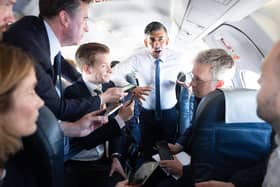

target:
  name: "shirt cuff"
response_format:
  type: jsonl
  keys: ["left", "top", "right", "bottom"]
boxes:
{"left": 0, "top": 169, "right": 6, "bottom": 180}
{"left": 114, "top": 114, "right": 125, "bottom": 129}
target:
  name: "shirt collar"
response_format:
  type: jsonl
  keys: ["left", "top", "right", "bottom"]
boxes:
{"left": 43, "top": 20, "right": 61, "bottom": 65}
{"left": 82, "top": 75, "right": 102, "bottom": 96}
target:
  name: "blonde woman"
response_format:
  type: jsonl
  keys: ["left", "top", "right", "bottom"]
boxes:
{"left": 0, "top": 43, "right": 111, "bottom": 186}
{"left": 0, "top": 44, "right": 44, "bottom": 185}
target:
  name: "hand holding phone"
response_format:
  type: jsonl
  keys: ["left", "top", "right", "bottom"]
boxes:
{"left": 155, "top": 141, "right": 174, "bottom": 160}
{"left": 118, "top": 99, "right": 135, "bottom": 122}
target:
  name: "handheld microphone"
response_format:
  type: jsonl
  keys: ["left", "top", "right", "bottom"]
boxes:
{"left": 125, "top": 73, "right": 138, "bottom": 86}
{"left": 177, "top": 72, "right": 186, "bottom": 82}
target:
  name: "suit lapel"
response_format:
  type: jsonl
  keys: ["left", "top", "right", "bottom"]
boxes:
{"left": 77, "top": 79, "right": 92, "bottom": 97}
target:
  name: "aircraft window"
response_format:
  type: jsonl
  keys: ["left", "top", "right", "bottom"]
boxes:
{"left": 223, "top": 79, "right": 234, "bottom": 89}
{"left": 240, "top": 70, "right": 260, "bottom": 89}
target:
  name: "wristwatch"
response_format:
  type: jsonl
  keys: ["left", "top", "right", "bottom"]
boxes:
{"left": 111, "top": 153, "right": 121, "bottom": 159}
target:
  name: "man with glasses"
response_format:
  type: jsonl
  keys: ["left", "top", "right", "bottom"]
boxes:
{"left": 194, "top": 42, "right": 280, "bottom": 187}
{"left": 169, "top": 48, "right": 235, "bottom": 153}
{"left": 156, "top": 48, "right": 235, "bottom": 187}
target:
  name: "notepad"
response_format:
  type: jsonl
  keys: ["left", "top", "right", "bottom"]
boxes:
{"left": 152, "top": 151, "right": 191, "bottom": 180}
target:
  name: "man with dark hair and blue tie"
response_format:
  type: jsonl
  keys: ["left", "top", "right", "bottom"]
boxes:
{"left": 112, "top": 21, "right": 186, "bottom": 160}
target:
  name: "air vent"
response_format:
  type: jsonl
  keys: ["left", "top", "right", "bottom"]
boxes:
{"left": 93, "top": 0, "right": 107, "bottom": 2}
{"left": 213, "top": 0, "right": 234, "bottom": 6}
{"left": 102, "top": 0, "right": 131, "bottom": 1}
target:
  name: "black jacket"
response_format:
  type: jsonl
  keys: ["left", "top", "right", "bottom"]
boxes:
{"left": 63, "top": 79, "right": 122, "bottom": 156}
{"left": 3, "top": 16, "right": 101, "bottom": 121}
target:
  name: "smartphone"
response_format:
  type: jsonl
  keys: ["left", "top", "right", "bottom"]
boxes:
{"left": 155, "top": 141, "right": 174, "bottom": 160}
{"left": 122, "top": 84, "right": 136, "bottom": 92}
{"left": 104, "top": 103, "right": 123, "bottom": 117}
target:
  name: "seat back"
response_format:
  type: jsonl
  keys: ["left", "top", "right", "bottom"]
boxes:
{"left": 177, "top": 87, "right": 195, "bottom": 136}
{"left": 190, "top": 89, "right": 272, "bottom": 182}
{"left": 23, "top": 106, "right": 64, "bottom": 187}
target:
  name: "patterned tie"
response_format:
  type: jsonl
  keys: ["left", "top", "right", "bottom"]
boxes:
{"left": 93, "top": 86, "right": 106, "bottom": 110}
{"left": 93, "top": 88, "right": 102, "bottom": 96}
{"left": 155, "top": 59, "right": 161, "bottom": 120}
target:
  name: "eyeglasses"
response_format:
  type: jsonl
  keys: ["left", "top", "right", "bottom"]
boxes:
{"left": 186, "top": 72, "right": 216, "bottom": 85}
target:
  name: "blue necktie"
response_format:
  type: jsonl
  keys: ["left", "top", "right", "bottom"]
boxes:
{"left": 54, "top": 52, "right": 62, "bottom": 95}
{"left": 155, "top": 59, "right": 161, "bottom": 120}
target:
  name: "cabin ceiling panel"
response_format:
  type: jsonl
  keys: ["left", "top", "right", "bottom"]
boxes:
{"left": 176, "top": 0, "right": 268, "bottom": 46}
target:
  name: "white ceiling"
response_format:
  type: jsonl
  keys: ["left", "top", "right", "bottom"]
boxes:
{"left": 13, "top": 0, "right": 268, "bottom": 61}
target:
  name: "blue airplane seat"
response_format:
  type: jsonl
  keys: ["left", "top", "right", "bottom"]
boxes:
{"left": 190, "top": 89, "right": 272, "bottom": 182}
{"left": 25, "top": 106, "right": 64, "bottom": 187}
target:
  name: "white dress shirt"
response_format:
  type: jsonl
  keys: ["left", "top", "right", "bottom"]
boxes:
{"left": 43, "top": 20, "right": 61, "bottom": 65}
{"left": 112, "top": 48, "right": 186, "bottom": 110}
{"left": 44, "top": 20, "right": 62, "bottom": 97}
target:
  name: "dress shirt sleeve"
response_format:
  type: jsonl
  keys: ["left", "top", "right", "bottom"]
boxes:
{"left": 0, "top": 169, "right": 6, "bottom": 180}
{"left": 114, "top": 114, "right": 126, "bottom": 129}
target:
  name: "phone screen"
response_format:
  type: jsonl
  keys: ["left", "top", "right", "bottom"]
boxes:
{"left": 104, "top": 103, "right": 123, "bottom": 117}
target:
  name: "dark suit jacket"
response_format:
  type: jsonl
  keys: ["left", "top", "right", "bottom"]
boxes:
{"left": 63, "top": 78, "right": 115, "bottom": 119}
{"left": 3, "top": 152, "right": 39, "bottom": 187}
{"left": 63, "top": 79, "right": 121, "bottom": 156}
{"left": 3, "top": 16, "right": 100, "bottom": 121}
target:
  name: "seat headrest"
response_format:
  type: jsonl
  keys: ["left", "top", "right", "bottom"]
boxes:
{"left": 222, "top": 88, "right": 264, "bottom": 123}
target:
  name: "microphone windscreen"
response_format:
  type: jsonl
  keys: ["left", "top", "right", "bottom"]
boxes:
{"left": 125, "top": 73, "right": 138, "bottom": 86}
{"left": 177, "top": 72, "right": 186, "bottom": 82}
{"left": 111, "top": 60, "right": 120, "bottom": 68}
